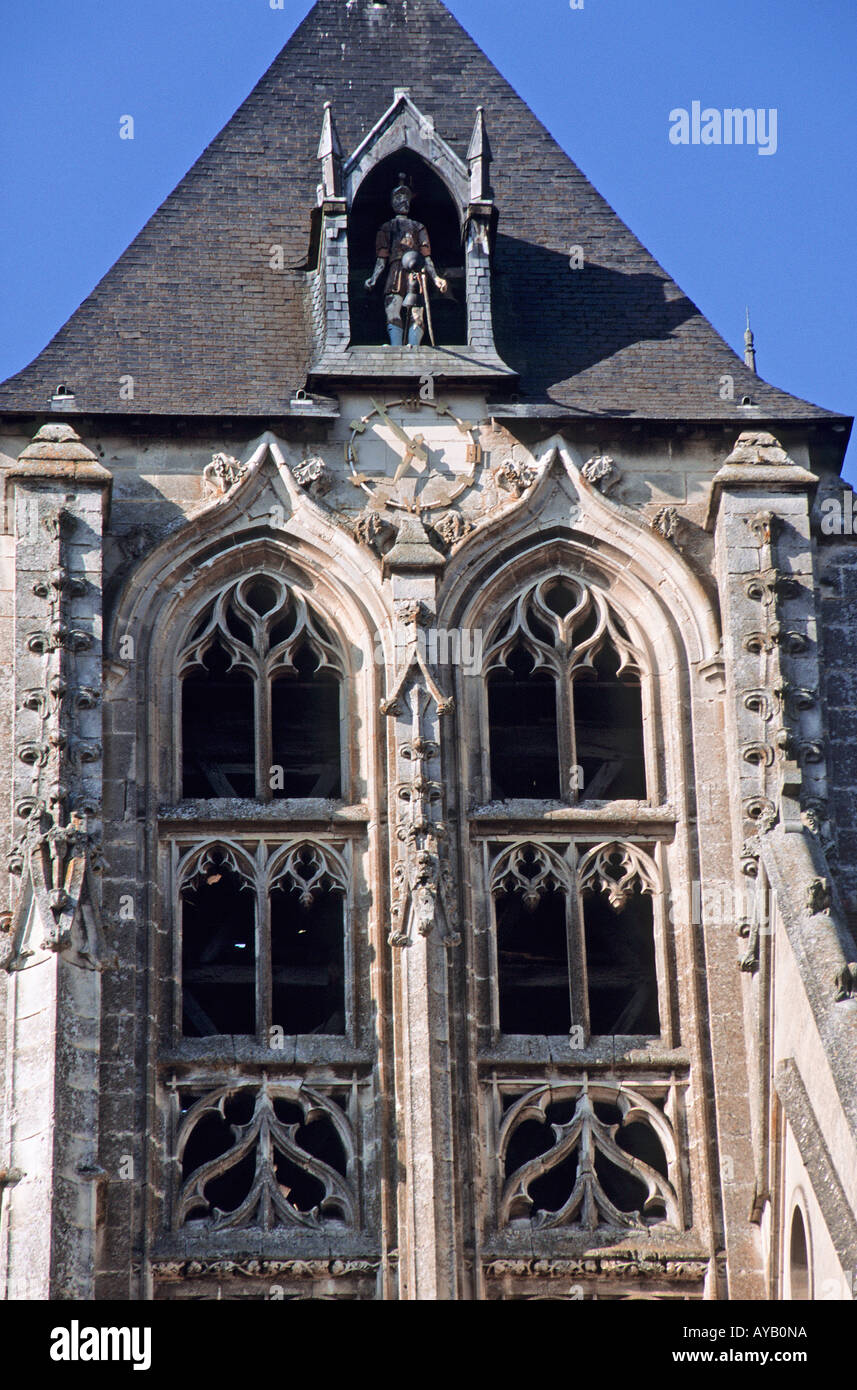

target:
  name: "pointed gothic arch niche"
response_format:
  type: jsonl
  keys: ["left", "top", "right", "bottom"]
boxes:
{"left": 348, "top": 150, "right": 466, "bottom": 346}
{"left": 788, "top": 1201, "right": 812, "bottom": 1300}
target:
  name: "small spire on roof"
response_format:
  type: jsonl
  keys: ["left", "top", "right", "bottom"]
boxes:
{"left": 744, "top": 306, "right": 757, "bottom": 375}
{"left": 317, "top": 101, "right": 343, "bottom": 199}
{"left": 467, "top": 106, "right": 492, "bottom": 201}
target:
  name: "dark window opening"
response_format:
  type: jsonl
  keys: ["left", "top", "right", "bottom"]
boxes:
{"left": 599, "top": 1108, "right": 670, "bottom": 1182}
{"left": 348, "top": 150, "right": 466, "bottom": 347}
{"left": 583, "top": 891, "right": 659, "bottom": 1036}
{"left": 182, "top": 860, "right": 256, "bottom": 1036}
{"left": 182, "top": 641, "right": 255, "bottom": 798}
{"left": 543, "top": 578, "right": 579, "bottom": 620}
{"left": 270, "top": 877, "right": 345, "bottom": 1034}
{"left": 272, "top": 1097, "right": 349, "bottom": 1218}
{"left": 271, "top": 647, "right": 341, "bottom": 798}
{"left": 489, "top": 649, "right": 560, "bottom": 799}
{"left": 180, "top": 1093, "right": 257, "bottom": 1219}
{"left": 245, "top": 579, "right": 279, "bottom": 616}
{"left": 504, "top": 1100, "right": 577, "bottom": 1219}
{"left": 789, "top": 1206, "right": 811, "bottom": 1299}
{"left": 593, "top": 1143, "right": 659, "bottom": 1219}
{"left": 574, "top": 646, "right": 646, "bottom": 800}
{"left": 225, "top": 608, "right": 253, "bottom": 648}
{"left": 180, "top": 1092, "right": 254, "bottom": 1179}
{"left": 496, "top": 883, "right": 571, "bottom": 1034}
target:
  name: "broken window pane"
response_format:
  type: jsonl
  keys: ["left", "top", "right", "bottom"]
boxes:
{"left": 270, "top": 873, "right": 345, "bottom": 1035}
{"left": 583, "top": 890, "right": 659, "bottom": 1035}
{"left": 181, "top": 857, "right": 256, "bottom": 1036}
{"left": 573, "top": 645, "right": 646, "bottom": 800}
{"left": 271, "top": 646, "right": 342, "bottom": 798}
{"left": 182, "top": 640, "right": 255, "bottom": 798}
{"left": 496, "top": 880, "right": 571, "bottom": 1034}
{"left": 488, "top": 648, "right": 560, "bottom": 799}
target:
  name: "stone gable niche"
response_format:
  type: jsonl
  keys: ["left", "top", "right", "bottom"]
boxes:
{"left": 309, "top": 91, "right": 514, "bottom": 385}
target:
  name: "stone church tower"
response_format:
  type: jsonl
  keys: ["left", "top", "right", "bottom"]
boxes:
{"left": 0, "top": 0, "right": 854, "bottom": 1303}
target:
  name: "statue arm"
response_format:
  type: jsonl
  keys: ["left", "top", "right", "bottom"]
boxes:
{"left": 365, "top": 257, "right": 386, "bottom": 290}
{"left": 423, "top": 257, "right": 448, "bottom": 294}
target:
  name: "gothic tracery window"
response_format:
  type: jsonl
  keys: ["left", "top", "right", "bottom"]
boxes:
{"left": 180, "top": 575, "right": 344, "bottom": 800}
{"left": 158, "top": 565, "right": 371, "bottom": 1257}
{"left": 490, "top": 840, "right": 661, "bottom": 1041}
{"left": 474, "top": 563, "right": 684, "bottom": 1248}
{"left": 484, "top": 577, "right": 647, "bottom": 803}
{"left": 179, "top": 840, "right": 348, "bottom": 1040}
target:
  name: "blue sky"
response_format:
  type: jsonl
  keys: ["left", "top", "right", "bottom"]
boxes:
{"left": 1, "top": 0, "right": 854, "bottom": 477}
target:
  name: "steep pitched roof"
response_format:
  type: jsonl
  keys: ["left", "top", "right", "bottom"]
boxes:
{"left": 0, "top": 0, "right": 842, "bottom": 422}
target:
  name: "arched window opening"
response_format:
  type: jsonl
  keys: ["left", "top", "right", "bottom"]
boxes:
{"left": 179, "top": 576, "right": 344, "bottom": 802}
{"left": 582, "top": 893, "right": 659, "bottom": 1036}
{"left": 789, "top": 1205, "right": 811, "bottom": 1300}
{"left": 488, "top": 649, "right": 560, "bottom": 799}
{"left": 178, "top": 840, "right": 348, "bottom": 1042}
{"left": 573, "top": 645, "right": 646, "bottom": 801}
{"left": 492, "top": 846, "right": 572, "bottom": 1034}
{"left": 182, "top": 641, "right": 255, "bottom": 799}
{"left": 349, "top": 150, "right": 466, "bottom": 347}
{"left": 579, "top": 843, "right": 660, "bottom": 1037}
{"left": 181, "top": 852, "right": 256, "bottom": 1037}
{"left": 270, "top": 846, "right": 346, "bottom": 1035}
{"left": 271, "top": 646, "right": 341, "bottom": 799}
{"left": 484, "top": 577, "right": 647, "bottom": 805}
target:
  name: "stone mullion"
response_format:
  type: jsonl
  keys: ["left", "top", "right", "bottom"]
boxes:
{"left": 566, "top": 849, "right": 589, "bottom": 1041}
{"left": 258, "top": 864, "right": 271, "bottom": 1043}
{"left": 256, "top": 666, "right": 271, "bottom": 802}
{"left": 557, "top": 663, "right": 576, "bottom": 803}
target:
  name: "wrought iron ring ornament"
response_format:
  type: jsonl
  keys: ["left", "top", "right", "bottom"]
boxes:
{"left": 346, "top": 397, "right": 484, "bottom": 515}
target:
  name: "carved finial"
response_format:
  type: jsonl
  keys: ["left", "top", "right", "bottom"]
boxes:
{"left": 467, "top": 106, "right": 492, "bottom": 201}
{"left": 744, "top": 306, "right": 757, "bottom": 374}
{"left": 317, "top": 100, "right": 343, "bottom": 199}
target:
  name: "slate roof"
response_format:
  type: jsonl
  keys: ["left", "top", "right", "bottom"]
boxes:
{"left": 0, "top": 0, "right": 845, "bottom": 423}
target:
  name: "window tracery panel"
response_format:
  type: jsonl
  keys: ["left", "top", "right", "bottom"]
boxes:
{"left": 498, "top": 1080, "right": 682, "bottom": 1232}
{"left": 174, "top": 1080, "right": 358, "bottom": 1232}
{"left": 179, "top": 575, "right": 344, "bottom": 800}
{"left": 177, "top": 838, "right": 349, "bottom": 1040}
{"left": 487, "top": 840, "right": 662, "bottom": 1041}
{"left": 483, "top": 577, "right": 647, "bottom": 803}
